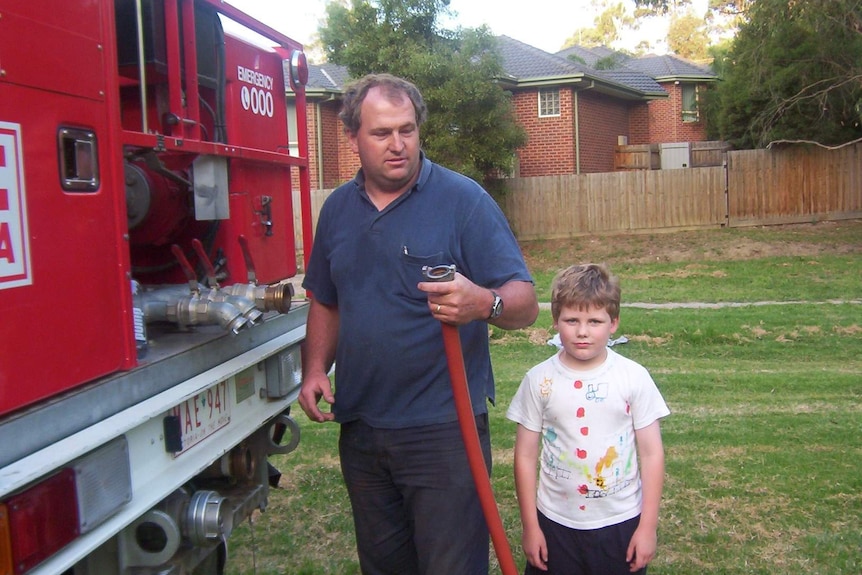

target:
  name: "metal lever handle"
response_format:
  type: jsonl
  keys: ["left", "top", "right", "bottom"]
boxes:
{"left": 192, "top": 239, "right": 219, "bottom": 289}
{"left": 171, "top": 244, "right": 200, "bottom": 293}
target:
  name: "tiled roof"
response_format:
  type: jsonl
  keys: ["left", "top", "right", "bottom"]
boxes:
{"left": 293, "top": 38, "right": 716, "bottom": 100}
{"left": 595, "top": 70, "right": 666, "bottom": 94}
{"left": 307, "top": 62, "right": 351, "bottom": 90}
{"left": 496, "top": 35, "right": 593, "bottom": 80}
{"left": 556, "top": 45, "right": 715, "bottom": 81}
{"left": 623, "top": 54, "right": 715, "bottom": 80}
{"left": 287, "top": 61, "right": 352, "bottom": 94}
{"left": 497, "top": 36, "right": 665, "bottom": 98}
{"left": 556, "top": 45, "right": 618, "bottom": 67}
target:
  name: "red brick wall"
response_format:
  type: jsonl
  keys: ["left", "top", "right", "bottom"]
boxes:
{"left": 303, "top": 100, "right": 360, "bottom": 190}
{"left": 511, "top": 89, "right": 576, "bottom": 176}
{"left": 303, "top": 101, "right": 320, "bottom": 189}
{"left": 303, "top": 82, "right": 712, "bottom": 183}
{"left": 648, "top": 82, "right": 708, "bottom": 143}
{"left": 576, "top": 91, "right": 630, "bottom": 173}
{"left": 335, "top": 117, "right": 361, "bottom": 186}
{"left": 628, "top": 102, "right": 651, "bottom": 145}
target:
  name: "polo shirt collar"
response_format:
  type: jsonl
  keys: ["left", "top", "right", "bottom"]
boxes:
{"left": 353, "top": 152, "right": 432, "bottom": 198}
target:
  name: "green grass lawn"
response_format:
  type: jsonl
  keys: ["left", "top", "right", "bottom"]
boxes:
{"left": 226, "top": 220, "right": 862, "bottom": 574}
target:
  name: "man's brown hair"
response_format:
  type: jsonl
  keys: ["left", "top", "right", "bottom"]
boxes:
{"left": 339, "top": 73, "right": 428, "bottom": 134}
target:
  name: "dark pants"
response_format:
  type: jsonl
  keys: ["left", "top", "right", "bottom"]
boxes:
{"left": 338, "top": 415, "right": 492, "bottom": 575}
{"left": 524, "top": 511, "right": 645, "bottom": 575}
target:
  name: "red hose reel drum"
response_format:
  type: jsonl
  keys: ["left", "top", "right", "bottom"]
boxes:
{"left": 125, "top": 160, "right": 192, "bottom": 247}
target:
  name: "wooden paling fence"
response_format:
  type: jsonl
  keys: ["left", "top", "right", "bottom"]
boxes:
{"left": 726, "top": 145, "right": 862, "bottom": 226}
{"left": 498, "top": 168, "right": 726, "bottom": 240}
{"left": 614, "top": 140, "right": 731, "bottom": 171}
{"left": 295, "top": 143, "right": 861, "bottom": 249}
{"left": 501, "top": 143, "right": 862, "bottom": 240}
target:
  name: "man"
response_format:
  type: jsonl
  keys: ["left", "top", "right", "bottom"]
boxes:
{"left": 299, "top": 73, "right": 538, "bottom": 575}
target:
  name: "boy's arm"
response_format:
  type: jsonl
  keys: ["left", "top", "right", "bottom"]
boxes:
{"left": 514, "top": 424, "right": 548, "bottom": 571}
{"left": 627, "top": 420, "right": 665, "bottom": 572}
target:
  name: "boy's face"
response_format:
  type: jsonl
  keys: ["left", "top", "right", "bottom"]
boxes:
{"left": 553, "top": 304, "right": 619, "bottom": 371}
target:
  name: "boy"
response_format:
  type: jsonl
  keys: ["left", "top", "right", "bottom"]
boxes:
{"left": 507, "top": 263, "right": 669, "bottom": 574}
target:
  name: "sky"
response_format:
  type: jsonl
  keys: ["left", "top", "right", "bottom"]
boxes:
{"left": 223, "top": 0, "right": 710, "bottom": 58}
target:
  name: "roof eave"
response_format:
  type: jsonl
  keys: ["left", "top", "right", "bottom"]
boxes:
{"left": 286, "top": 86, "right": 342, "bottom": 99}
{"left": 653, "top": 75, "right": 717, "bottom": 83}
{"left": 512, "top": 74, "right": 668, "bottom": 101}
{"left": 511, "top": 74, "right": 589, "bottom": 88}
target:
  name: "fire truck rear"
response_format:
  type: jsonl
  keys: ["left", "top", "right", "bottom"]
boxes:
{"left": 0, "top": 1, "right": 312, "bottom": 573}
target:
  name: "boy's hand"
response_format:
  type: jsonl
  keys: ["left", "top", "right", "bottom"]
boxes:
{"left": 626, "top": 526, "right": 657, "bottom": 571}
{"left": 522, "top": 525, "right": 549, "bottom": 571}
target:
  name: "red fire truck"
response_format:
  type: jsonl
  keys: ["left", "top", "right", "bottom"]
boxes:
{"left": 0, "top": 1, "right": 312, "bottom": 573}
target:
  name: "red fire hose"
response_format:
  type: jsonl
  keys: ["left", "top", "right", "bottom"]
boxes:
{"left": 424, "top": 265, "right": 519, "bottom": 575}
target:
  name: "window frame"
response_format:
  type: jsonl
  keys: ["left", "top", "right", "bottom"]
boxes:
{"left": 538, "top": 88, "right": 561, "bottom": 118}
{"left": 681, "top": 83, "right": 700, "bottom": 123}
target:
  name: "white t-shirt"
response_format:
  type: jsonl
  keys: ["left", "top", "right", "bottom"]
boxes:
{"left": 507, "top": 348, "right": 670, "bottom": 530}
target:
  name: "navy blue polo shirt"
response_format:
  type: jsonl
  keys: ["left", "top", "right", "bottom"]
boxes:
{"left": 303, "top": 155, "right": 532, "bottom": 428}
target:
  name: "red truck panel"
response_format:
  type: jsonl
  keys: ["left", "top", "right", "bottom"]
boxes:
{"left": 216, "top": 34, "right": 296, "bottom": 284}
{"left": 0, "top": 74, "right": 129, "bottom": 415}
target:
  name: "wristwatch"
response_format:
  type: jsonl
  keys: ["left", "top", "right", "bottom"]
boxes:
{"left": 488, "top": 290, "right": 504, "bottom": 320}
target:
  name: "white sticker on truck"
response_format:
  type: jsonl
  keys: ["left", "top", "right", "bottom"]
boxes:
{"left": 0, "top": 122, "right": 32, "bottom": 290}
{"left": 237, "top": 65, "right": 275, "bottom": 118}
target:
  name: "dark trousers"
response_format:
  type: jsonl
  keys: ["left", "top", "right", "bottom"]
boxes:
{"left": 338, "top": 415, "right": 492, "bottom": 575}
{"left": 524, "top": 511, "right": 645, "bottom": 575}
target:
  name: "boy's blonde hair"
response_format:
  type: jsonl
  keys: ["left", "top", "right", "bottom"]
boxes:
{"left": 551, "top": 263, "right": 621, "bottom": 321}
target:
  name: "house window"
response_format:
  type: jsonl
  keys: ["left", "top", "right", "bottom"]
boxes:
{"left": 287, "top": 101, "right": 299, "bottom": 156}
{"left": 538, "top": 89, "right": 560, "bottom": 117}
{"left": 681, "top": 84, "right": 699, "bottom": 123}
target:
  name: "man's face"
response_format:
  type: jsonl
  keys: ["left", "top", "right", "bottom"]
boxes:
{"left": 347, "top": 86, "right": 421, "bottom": 197}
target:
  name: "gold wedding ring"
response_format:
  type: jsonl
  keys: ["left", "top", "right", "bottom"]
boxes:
{"left": 436, "top": 304, "right": 441, "bottom": 313}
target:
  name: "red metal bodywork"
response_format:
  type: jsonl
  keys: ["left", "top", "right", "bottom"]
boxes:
{"left": 0, "top": 0, "right": 311, "bottom": 415}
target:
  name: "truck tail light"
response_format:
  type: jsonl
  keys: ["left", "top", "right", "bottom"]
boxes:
{"left": 289, "top": 50, "right": 308, "bottom": 88}
{"left": 1, "top": 504, "right": 14, "bottom": 575}
{"left": 5, "top": 469, "right": 79, "bottom": 574}
{"left": 0, "top": 437, "right": 132, "bottom": 574}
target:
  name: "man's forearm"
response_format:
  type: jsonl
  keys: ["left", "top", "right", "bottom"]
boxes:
{"left": 302, "top": 298, "right": 339, "bottom": 377}
{"left": 489, "top": 280, "right": 539, "bottom": 330}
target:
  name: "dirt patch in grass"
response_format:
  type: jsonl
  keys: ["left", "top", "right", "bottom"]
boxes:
{"left": 834, "top": 324, "right": 862, "bottom": 335}
{"left": 521, "top": 219, "right": 862, "bottom": 273}
{"left": 627, "top": 333, "right": 673, "bottom": 346}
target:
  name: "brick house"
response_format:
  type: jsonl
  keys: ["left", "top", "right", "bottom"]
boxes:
{"left": 288, "top": 37, "right": 717, "bottom": 185}
{"left": 557, "top": 44, "right": 716, "bottom": 145}
{"left": 287, "top": 63, "right": 359, "bottom": 190}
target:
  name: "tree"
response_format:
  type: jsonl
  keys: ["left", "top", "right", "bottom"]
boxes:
{"left": 563, "top": 2, "right": 635, "bottom": 48}
{"left": 667, "top": 12, "right": 710, "bottom": 59}
{"left": 711, "top": 0, "right": 862, "bottom": 148}
{"left": 631, "top": 0, "right": 694, "bottom": 16}
{"left": 319, "top": 0, "right": 526, "bottom": 182}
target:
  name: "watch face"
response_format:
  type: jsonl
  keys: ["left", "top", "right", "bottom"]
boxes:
{"left": 491, "top": 293, "right": 503, "bottom": 318}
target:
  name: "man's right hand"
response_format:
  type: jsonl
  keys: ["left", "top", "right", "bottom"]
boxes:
{"left": 298, "top": 371, "right": 336, "bottom": 422}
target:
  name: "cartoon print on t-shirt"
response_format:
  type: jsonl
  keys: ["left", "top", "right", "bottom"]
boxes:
{"left": 541, "top": 427, "right": 572, "bottom": 480}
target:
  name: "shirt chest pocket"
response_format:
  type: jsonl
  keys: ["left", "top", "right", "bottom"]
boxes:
{"left": 396, "top": 250, "right": 445, "bottom": 300}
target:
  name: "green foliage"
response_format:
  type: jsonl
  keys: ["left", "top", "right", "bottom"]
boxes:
{"left": 711, "top": 0, "right": 862, "bottom": 148}
{"left": 563, "top": 1, "right": 634, "bottom": 49}
{"left": 632, "top": 0, "right": 695, "bottom": 16}
{"left": 319, "top": 0, "right": 526, "bottom": 182}
{"left": 667, "top": 12, "right": 710, "bottom": 60}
